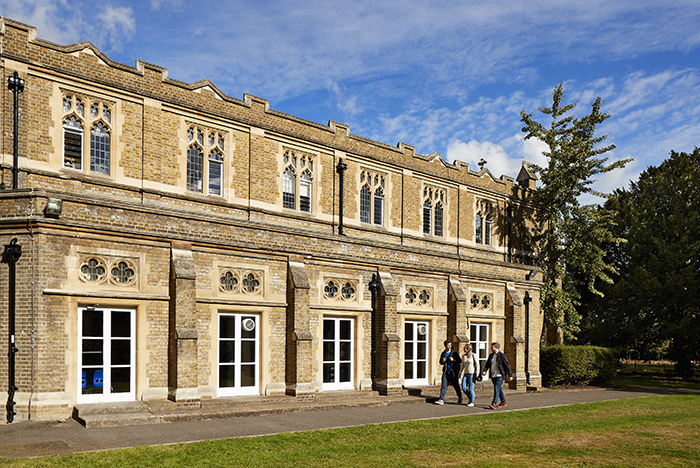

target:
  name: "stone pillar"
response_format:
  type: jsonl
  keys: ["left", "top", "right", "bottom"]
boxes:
{"left": 285, "top": 260, "right": 318, "bottom": 398}
{"left": 168, "top": 243, "right": 200, "bottom": 403}
{"left": 505, "top": 283, "right": 527, "bottom": 391}
{"left": 375, "top": 271, "right": 402, "bottom": 396}
{"left": 448, "top": 277, "right": 470, "bottom": 352}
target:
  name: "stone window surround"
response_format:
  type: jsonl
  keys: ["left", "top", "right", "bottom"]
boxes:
{"left": 185, "top": 122, "right": 228, "bottom": 196}
{"left": 61, "top": 90, "right": 115, "bottom": 175}
{"left": 469, "top": 292, "right": 494, "bottom": 311}
{"left": 78, "top": 254, "right": 138, "bottom": 287}
{"left": 322, "top": 277, "right": 360, "bottom": 303}
{"left": 421, "top": 184, "right": 447, "bottom": 237}
{"left": 403, "top": 284, "right": 434, "bottom": 309}
{"left": 218, "top": 268, "right": 264, "bottom": 296}
{"left": 359, "top": 169, "right": 386, "bottom": 226}
{"left": 281, "top": 147, "right": 316, "bottom": 213}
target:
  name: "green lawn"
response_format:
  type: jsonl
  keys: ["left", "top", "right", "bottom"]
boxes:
{"left": 2, "top": 395, "right": 699, "bottom": 467}
{"left": 612, "top": 363, "right": 700, "bottom": 390}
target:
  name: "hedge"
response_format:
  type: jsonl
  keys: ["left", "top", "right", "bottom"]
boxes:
{"left": 540, "top": 345, "right": 619, "bottom": 388}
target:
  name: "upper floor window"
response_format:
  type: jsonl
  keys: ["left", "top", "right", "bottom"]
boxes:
{"left": 186, "top": 126, "right": 225, "bottom": 195}
{"left": 476, "top": 200, "right": 493, "bottom": 245}
{"left": 360, "top": 170, "right": 385, "bottom": 226}
{"left": 422, "top": 186, "right": 445, "bottom": 236}
{"left": 282, "top": 150, "right": 314, "bottom": 212}
{"left": 62, "top": 95, "right": 112, "bottom": 175}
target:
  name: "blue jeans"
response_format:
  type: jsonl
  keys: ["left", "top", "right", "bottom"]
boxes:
{"left": 491, "top": 376, "right": 505, "bottom": 405}
{"left": 461, "top": 374, "right": 475, "bottom": 403}
{"left": 439, "top": 373, "right": 462, "bottom": 402}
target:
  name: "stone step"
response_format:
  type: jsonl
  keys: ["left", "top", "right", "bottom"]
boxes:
{"left": 71, "top": 388, "right": 434, "bottom": 427}
{"left": 76, "top": 411, "right": 161, "bottom": 428}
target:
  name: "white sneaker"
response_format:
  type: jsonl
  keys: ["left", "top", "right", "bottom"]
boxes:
{"left": 467, "top": 403, "right": 474, "bottom": 407}
{"left": 434, "top": 399, "right": 444, "bottom": 405}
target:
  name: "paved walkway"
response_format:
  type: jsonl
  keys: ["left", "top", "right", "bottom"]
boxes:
{"left": 0, "top": 386, "right": 695, "bottom": 458}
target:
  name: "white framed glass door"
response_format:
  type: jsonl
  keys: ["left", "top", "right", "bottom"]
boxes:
{"left": 218, "top": 313, "right": 259, "bottom": 396}
{"left": 470, "top": 323, "right": 490, "bottom": 372}
{"left": 322, "top": 317, "right": 354, "bottom": 390}
{"left": 78, "top": 307, "right": 135, "bottom": 403}
{"left": 404, "top": 320, "right": 429, "bottom": 386}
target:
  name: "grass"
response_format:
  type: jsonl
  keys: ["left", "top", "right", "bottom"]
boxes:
{"left": 611, "top": 363, "right": 700, "bottom": 390}
{"left": 2, "top": 394, "right": 699, "bottom": 467}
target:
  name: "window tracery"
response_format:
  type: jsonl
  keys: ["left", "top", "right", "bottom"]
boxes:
{"left": 186, "top": 125, "right": 225, "bottom": 195}
{"left": 476, "top": 200, "right": 494, "bottom": 245}
{"left": 323, "top": 279, "right": 358, "bottom": 302}
{"left": 359, "top": 170, "right": 385, "bottom": 226}
{"left": 422, "top": 186, "right": 445, "bottom": 236}
{"left": 405, "top": 286, "right": 433, "bottom": 307}
{"left": 282, "top": 150, "right": 314, "bottom": 212}
{"left": 219, "top": 269, "right": 263, "bottom": 295}
{"left": 470, "top": 293, "right": 493, "bottom": 310}
{"left": 62, "top": 93, "right": 112, "bottom": 174}
{"left": 79, "top": 256, "right": 137, "bottom": 287}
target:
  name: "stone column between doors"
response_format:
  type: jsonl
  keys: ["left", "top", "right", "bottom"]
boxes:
{"left": 168, "top": 243, "right": 201, "bottom": 403}
{"left": 506, "top": 282, "right": 527, "bottom": 391}
{"left": 375, "top": 270, "right": 402, "bottom": 396}
{"left": 286, "top": 260, "right": 318, "bottom": 399}
{"left": 448, "top": 277, "right": 470, "bottom": 354}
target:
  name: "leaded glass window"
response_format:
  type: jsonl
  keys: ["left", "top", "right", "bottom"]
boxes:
{"left": 300, "top": 171, "right": 312, "bottom": 212}
{"left": 434, "top": 203, "right": 443, "bottom": 237}
{"left": 208, "top": 150, "right": 223, "bottom": 196}
{"left": 187, "top": 145, "right": 203, "bottom": 192}
{"left": 423, "top": 200, "right": 432, "bottom": 234}
{"left": 360, "top": 185, "right": 371, "bottom": 223}
{"left": 373, "top": 188, "right": 384, "bottom": 226}
{"left": 283, "top": 167, "right": 296, "bottom": 209}
{"left": 90, "top": 123, "right": 110, "bottom": 175}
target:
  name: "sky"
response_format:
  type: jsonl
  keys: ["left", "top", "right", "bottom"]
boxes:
{"left": 3, "top": 0, "right": 700, "bottom": 201}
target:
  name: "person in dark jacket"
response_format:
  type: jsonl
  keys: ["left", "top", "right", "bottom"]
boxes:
{"left": 481, "top": 342, "right": 512, "bottom": 409}
{"left": 434, "top": 340, "right": 462, "bottom": 405}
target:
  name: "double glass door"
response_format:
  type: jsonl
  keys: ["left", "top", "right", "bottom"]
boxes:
{"left": 78, "top": 307, "right": 135, "bottom": 403}
{"left": 322, "top": 318, "right": 354, "bottom": 390}
{"left": 218, "top": 313, "right": 259, "bottom": 396}
{"left": 404, "top": 321, "right": 429, "bottom": 386}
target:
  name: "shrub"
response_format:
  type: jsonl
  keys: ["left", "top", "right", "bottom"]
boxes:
{"left": 541, "top": 345, "right": 619, "bottom": 388}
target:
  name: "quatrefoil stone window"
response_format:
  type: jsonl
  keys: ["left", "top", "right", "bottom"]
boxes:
{"left": 324, "top": 279, "right": 358, "bottom": 302}
{"left": 79, "top": 256, "right": 137, "bottom": 286}
{"left": 470, "top": 293, "right": 492, "bottom": 310}
{"left": 219, "top": 269, "right": 263, "bottom": 295}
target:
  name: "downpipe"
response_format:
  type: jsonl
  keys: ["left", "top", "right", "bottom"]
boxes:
{"left": 4, "top": 238, "right": 22, "bottom": 423}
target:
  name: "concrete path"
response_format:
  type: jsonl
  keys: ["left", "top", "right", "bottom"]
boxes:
{"left": 0, "top": 386, "right": 695, "bottom": 458}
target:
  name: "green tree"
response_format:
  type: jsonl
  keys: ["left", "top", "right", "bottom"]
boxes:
{"left": 520, "top": 83, "right": 631, "bottom": 345}
{"left": 580, "top": 149, "right": 700, "bottom": 377}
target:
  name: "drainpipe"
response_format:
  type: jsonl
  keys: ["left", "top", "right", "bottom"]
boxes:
{"left": 4, "top": 238, "right": 22, "bottom": 423}
{"left": 507, "top": 205, "right": 513, "bottom": 263}
{"left": 336, "top": 158, "right": 347, "bottom": 235}
{"left": 524, "top": 291, "right": 531, "bottom": 386}
{"left": 8, "top": 71, "right": 25, "bottom": 190}
{"left": 368, "top": 273, "right": 380, "bottom": 390}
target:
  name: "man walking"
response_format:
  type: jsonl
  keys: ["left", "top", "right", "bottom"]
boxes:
{"left": 481, "top": 342, "right": 512, "bottom": 409}
{"left": 435, "top": 340, "right": 462, "bottom": 405}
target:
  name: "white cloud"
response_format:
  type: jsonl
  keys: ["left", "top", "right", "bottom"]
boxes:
{"left": 93, "top": 5, "right": 136, "bottom": 51}
{"left": 447, "top": 139, "right": 521, "bottom": 179}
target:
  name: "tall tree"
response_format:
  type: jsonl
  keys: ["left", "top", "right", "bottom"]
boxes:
{"left": 520, "top": 83, "right": 631, "bottom": 345}
{"left": 580, "top": 149, "right": 700, "bottom": 377}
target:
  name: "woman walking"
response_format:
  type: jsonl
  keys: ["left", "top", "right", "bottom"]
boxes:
{"left": 460, "top": 343, "right": 479, "bottom": 406}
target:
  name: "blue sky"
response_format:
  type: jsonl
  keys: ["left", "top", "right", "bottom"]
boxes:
{"left": 4, "top": 0, "right": 700, "bottom": 199}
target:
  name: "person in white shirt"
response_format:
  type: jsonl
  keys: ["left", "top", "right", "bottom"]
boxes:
{"left": 460, "top": 343, "right": 479, "bottom": 406}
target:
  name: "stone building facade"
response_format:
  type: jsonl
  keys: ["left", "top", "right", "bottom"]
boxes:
{"left": 0, "top": 18, "right": 543, "bottom": 421}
